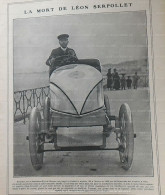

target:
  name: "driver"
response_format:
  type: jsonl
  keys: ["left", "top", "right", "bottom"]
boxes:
{"left": 46, "top": 34, "right": 77, "bottom": 69}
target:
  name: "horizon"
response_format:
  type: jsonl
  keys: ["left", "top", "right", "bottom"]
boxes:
{"left": 14, "top": 58, "right": 147, "bottom": 74}
{"left": 14, "top": 11, "right": 148, "bottom": 74}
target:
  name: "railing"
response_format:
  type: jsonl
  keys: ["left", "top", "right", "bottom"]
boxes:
{"left": 14, "top": 86, "right": 49, "bottom": 124}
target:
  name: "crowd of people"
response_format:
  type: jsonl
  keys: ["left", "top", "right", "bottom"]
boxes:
{"left": 106, "top": 68, "right": 140, "bottom": 90}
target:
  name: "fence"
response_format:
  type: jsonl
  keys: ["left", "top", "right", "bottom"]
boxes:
{"left": 14, "top": 86, "right": 49, "bottom": 124}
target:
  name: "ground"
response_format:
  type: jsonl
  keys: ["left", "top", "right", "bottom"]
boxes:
{"left": 13, "top": 88, "right": 153, "bottom": 176}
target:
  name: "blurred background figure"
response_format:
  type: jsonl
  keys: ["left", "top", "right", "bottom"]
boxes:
{"left": 113, "top": 69, "right": 120, "bottom": 90}
{"left": 106, "top": 68, "right": 113, "bottom": 90}
{"left": 126, "top": 76, "right": 132, "bottom": 89}
{"left": 133, "top": 72, "right": 140, "bottom": 89}
{"left": 120, "top": 74, "right": 126, "bottom": 90}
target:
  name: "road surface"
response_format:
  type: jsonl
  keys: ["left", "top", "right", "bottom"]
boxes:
{"left": 14, "top": 88, "right": 153, "bottom": 176}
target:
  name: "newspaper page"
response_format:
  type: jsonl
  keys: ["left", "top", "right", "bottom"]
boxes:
{"left": 0, "top": 0, "right": 165, "bottom": 194}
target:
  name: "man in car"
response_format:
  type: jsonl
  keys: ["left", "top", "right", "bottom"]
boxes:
{"left": 46, "top": 34, "right": 78, "bottom": 75}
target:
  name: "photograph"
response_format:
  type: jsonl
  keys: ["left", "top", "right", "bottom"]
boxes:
{"left": 13, "top": 11, "right": 153, "bottom": 177}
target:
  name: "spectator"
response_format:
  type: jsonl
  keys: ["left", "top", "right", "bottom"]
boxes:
{"left": 106, "top": 68, "right": 113, "bottom": 90}
{"left": 120, "top": 74, "right": 126, "bottom": 90}
{"left": 113, "top": 69, "right": 120, "bottom": 90}
{"left": 126, "top": 76, "right": 132, "bottom": 89}
{"left": 133, "top": 72, "right": 140, "bottom": 89}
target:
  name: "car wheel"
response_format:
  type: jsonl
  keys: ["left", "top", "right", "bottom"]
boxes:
{"left": 29, "top": 107, "right": 44, "bottom": 170}
{"left": 118, "top": 103, "right": 134, "bottom": 170}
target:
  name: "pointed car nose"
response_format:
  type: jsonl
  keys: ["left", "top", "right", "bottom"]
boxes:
{"left": 50, "top": 64, "right": 104, "bottom": 115}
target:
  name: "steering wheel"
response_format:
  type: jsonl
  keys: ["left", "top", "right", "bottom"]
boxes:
{"left": 49, "top": 55, "right": 78, "bottom": 76}
{"left": 52, "top": 55, "right": 78, "bottom": 65}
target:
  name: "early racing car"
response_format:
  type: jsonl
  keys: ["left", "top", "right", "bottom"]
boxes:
{"left": 27, "top": 56, "right": 135, "bottom": 171}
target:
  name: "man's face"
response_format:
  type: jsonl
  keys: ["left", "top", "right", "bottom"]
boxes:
{"left": 59, "top": 38, "right": 69, "bottom": 48}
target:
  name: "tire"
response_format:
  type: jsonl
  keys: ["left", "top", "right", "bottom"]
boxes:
{"left": 103, "top": 95, "right": 111, "bottom": 137}
{"left": 118, "top": 103, "right": 134, "bottom": 170}
{"left": 43, "top": 97, "right": 50, "bottom": 131}
{"left": 29, "top": 107, "right": 44, "bottom": 170}
{"left": 104, "top": 94, "right": 110, "bottom": 117}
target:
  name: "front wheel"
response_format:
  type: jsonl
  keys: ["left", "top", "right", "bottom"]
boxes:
{"left": 104, "top": 94, "right": 110, "bottom": 118}
{"left": 118, "top": 103, "right": 134, "bottom": 170}
{"left": 29, "top": 107, "right": 44, "bottom": 170}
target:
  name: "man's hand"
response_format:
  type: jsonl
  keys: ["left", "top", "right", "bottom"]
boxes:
{"left": 50, "top": 57, "right": 56, "bottom": 64}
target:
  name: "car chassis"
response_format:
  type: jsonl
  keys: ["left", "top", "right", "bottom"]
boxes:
{"left": 27, "top": 58, "right": 136, "bottom": 171}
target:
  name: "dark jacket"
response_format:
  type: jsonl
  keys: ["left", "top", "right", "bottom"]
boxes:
{"left": 46, "top": 47, "right": 77, "bottom": 66}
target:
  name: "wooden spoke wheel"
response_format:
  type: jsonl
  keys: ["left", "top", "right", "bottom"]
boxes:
{"left": 104, "top": 94, "right": 111, "bottom": 118}
{"left": 43, "top": 97, "right": 50, "bottom": 131}
{"left": 103, "top": 94, "right": 111, "bottom": 137}
{"left": 29, "top": 107, "right": 44, "bottom": 170}
{"left": 118, "top": 103, "right": 134, "bottom": 170}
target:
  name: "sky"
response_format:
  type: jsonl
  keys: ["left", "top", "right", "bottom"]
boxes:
{"left": 14, "top": 11, "right": 147, "bottom": 73}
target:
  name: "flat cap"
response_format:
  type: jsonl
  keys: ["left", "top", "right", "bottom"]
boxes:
{"left": 57, "top": 34, "right": 69, "bottom": 40}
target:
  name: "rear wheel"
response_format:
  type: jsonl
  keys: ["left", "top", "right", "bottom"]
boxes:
{"left": 29, "top": 107, "right": 44, "bottom": 170}
{"left": 118, "top": 103, "right": 134, "bottom": 170}
{"left": 43, "top": 97, "right": 50, "bottom": 131}
{"left": 103, "top": 95, "right": 111, "bottom": 137}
